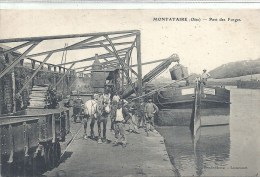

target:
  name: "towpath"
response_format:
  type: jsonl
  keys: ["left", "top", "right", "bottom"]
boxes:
{"left": 44, "top": 119, "right": 174, "bottom": 177}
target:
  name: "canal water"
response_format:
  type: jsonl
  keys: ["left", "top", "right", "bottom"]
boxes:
{"left": 156, "top": 87, "right": 260, "bottom": 176}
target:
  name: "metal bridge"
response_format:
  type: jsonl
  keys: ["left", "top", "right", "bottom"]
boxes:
{"left": 0, "top": 30, "right": 180, "bottom": 177}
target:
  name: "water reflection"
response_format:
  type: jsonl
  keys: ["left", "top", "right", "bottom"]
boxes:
{"left": 158, "top": 88, "right": 260, "bottom": 176}
{"left": 193, "top": 125, "right": 230, "bottom": 176}
{"left": 200, "top": 107, "right": 230, "bottom": 126}
{"left": 157, "top": 108, "right": 231, "bottom": 176}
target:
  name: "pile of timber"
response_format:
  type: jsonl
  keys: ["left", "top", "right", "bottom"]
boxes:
{"left": 28, "top": 85, "right": 50, "bottom": 109}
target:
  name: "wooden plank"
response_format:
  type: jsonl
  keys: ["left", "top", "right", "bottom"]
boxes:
{"left": 0, "top": 30, "right": 138, "bottom": 43}
{"left": 29, "top": 96, "right": 47, "bottom": 100}
{"left": 26, "top": 36, "right": 101, "bottom": 58}
{"left": 27, "top": 106, "right": 46, "bottom": 109}
{"left": 74, "top": 42, "right": 133, "bottom": 50}
{"left": 29, "top": 99, "right": 47, "bottom": 103}
{"left": 30, "top": 92, "right": 48, "bottom": 96}
{"left": 29, "top": 102, "right": 47, "bottom": 107}
{"left": 58, "top": 47, "right": 129, "bottom": 66}
{"left": 31, "top": 88, "right": 49, "bottom": 91}
{"left": 74, "top": 55, "right": 125, "bottom": 71}
{"left": 33, "top": 86, "right": 48, "bottom": 88}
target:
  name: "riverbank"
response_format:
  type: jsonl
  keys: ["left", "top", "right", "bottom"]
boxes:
{"left": 44, "top": 118, "right": 175, "bottom": 177}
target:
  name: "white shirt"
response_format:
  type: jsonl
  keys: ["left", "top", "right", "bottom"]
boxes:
{"left": 122, "top": 99, "right": 128, "bottom": 105}
{"left": 112, "top": 95, "right": 120, "bottom": 102}
{"left": 115, "top": 108, "right": 124, "bottom": 122}
{"left": 102, "top": 93, "right": 111, "bottom": 103}
{"left": 201, "top": 72, "right": 210, "bottom": 79}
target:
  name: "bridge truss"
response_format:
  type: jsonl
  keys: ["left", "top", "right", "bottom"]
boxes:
{"left": 0, "top": 30, "right": 142, "bottom": 96}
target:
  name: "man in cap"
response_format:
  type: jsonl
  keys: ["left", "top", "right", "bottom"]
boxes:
{"left": 93, "top": 92, "right": 99, "bottom": 101}
{"left": 131, "top": 98, "right": 145, "bottom": 129}
{"left": 110, "top": 91, "right": 120, "bottom": 131}
{"left": 97, "top": 100, "right": 111, "bottom": 144}
{"left": 72, "top": 95, "right": 84, "bottom": 123}
{"left": 200, "top": 69, "right": 211, "bottom": 98}
{"left": 113, "top": 99, "right": 131, "bottom": 147}
{"left": 201, "top": 69, "right": 210, "bottom": 85}
{"left": 144, "top": 98, "right": 159, "bottom": 136}
{"left": 102, "top": 89, "right": 111, "bottom": 104}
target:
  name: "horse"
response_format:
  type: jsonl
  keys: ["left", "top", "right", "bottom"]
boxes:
{"left": 83, "top": 99, "right": 99, "bottom": 139}
{"left": 83, "top": 98, "right": 111, "bottom": 140}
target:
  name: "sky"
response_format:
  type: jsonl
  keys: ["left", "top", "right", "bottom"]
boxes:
{"left": 0, "top": 9, "right": 259, "bottom": 78}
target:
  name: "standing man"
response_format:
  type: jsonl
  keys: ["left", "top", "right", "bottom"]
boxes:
{"left": 113, "top": 100, "right": 131, "bottom": 147}
{"left": 93, "top": 92, "right": 99, "bottom": 101}
{"left": 102, "top": 89, "right": 111, "bottom": 104}
{"left": 110, "top": 91, "right": 120, "bottom": 131}
{"left": 137, "top": 99, "right": 145, "bottom": 128}
{"left": 131, "top": 99, "right": 145, "bottom": 129}
{"left": 201, "top": 69, "right": 210, "bottom": 85}
{"left": 73, "top": 95, "right": 84, "bottom": 123}
{"left": 97, "top": 100, "right": 111, "bottom": 144}
{"left": 144, "top": 98, "right": 159, "bottom": 136}
{"left": 112, "top": 91, "right": 120, "bottom": 103}
{"left": 200, "top": 69, "right": 211, "bottom": 98}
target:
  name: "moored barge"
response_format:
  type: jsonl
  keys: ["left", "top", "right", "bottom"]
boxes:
{"left": 152, "top": 85, "right": 230, "bottom": 109}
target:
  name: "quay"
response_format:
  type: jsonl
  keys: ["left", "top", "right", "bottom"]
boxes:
{"left": 0, "top": 30, "right": 180, "bottom": 177}
{"left": 45, "top": 119, "right": 175, "bottom": 177}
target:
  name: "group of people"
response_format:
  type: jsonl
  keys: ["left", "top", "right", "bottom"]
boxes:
{"left": 69, "top": 69, "right": 210, "bottom": 148}
{"left": 76, "top": 90, "right": 159, "bottom": 147}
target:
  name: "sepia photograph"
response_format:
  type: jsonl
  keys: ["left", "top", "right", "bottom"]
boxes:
{"left": 0, "top": 7, "right": 259, "bottom": 177}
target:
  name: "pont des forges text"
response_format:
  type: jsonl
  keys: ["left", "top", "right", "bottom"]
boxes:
{"left": 153, "top": 17, "right": 241, "bottom": 23}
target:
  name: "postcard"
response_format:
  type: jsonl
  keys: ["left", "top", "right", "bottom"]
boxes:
{"left": 0, "top": 5, "right": 259, "bottom": 177}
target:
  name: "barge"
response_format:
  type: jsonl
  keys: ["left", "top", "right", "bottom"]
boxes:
{"left": 152, "top": 85, "right": 230, "bottom": 109}
{"left": 237, "top": 80, "right": 260, "bottom": 89}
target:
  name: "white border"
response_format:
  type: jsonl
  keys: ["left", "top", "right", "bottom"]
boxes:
{"left": 0, "top": 2, "right": 260, "bottom": 9}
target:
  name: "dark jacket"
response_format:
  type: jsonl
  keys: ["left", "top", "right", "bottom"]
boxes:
{"left": 114, "top": 106, "right": 131, "bottom": 122}
{"left": 73, "top": 98, "right": 83, "bottom": 108}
